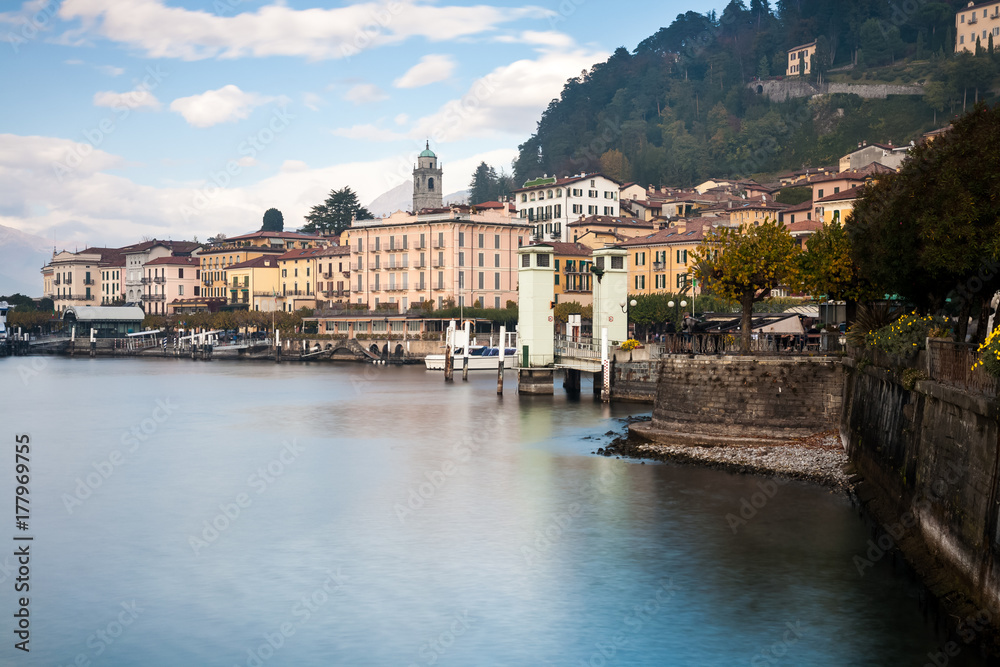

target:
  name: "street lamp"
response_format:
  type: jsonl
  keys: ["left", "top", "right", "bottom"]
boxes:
{"left": 619, "top": 298, "right": 637, "bottom": 313}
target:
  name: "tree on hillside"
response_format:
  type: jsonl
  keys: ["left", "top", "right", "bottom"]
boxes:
{"left": 301, "top": 187, "right": 373, "bottom": 235}
{"left": 599, "top": 150, "right": 632, "bottom": 183}
{"left": 849, "top": 104, "right": 1000, "bottom": 342}
{"left": 261, "top": 208, "right": 284, "bottom": 232}
{"left": 469, "top": 162, "right": 516, "bottom": 204}
{"left": 693, "top": 219, "right": 800, "bottom": 353}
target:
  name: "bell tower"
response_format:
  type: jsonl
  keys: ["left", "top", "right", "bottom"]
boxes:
{"left": 412, "top": 140, "right": 443, "bottom": 212}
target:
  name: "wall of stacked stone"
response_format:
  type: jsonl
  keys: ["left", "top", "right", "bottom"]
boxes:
{"left": 842, "top": 358, "right": 1000, "bottom": 626}
{"left": 648, "top": 356, "right": 843, "bottom": 439}
{"left": 611, "top": 360, "right": 659, "bottom": 403}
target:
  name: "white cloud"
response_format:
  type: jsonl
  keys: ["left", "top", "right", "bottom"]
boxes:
{"left": 343, "top": 83, "right": 388, "bottom": 105}
{"left": 393, "top": 54, "right": 455, "bottom": 89}
{"left": 410, "top": 43, "right": 607, "bottom": 142}
{"left": 64, "top": 58, "right": 84, "bottom": 65}
{"left": 97, "top": 64, "right": 125, "bottom": 76}
{"left": 93, "top": 88, "right": 161, "bottom": 111}
{"left": 331, "top": 124, "right": 405, "bottom": 142}
{"left": 57, "top": 0, "right": 554, "bottom": 61}
{"left": 394, "top": 113, "right": 409, "bottom": 126}
{"left": 169, "top": 85, "right": 277, "bottom": 128}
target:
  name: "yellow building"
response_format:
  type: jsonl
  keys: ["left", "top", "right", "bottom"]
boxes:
{"left": 956, "top": 1, "right": 1000, "bottom": 53}
{"left": 276, "top": 247, "right": 327, "bottom": 312}
{"left": 617, "top": 220, "right": 717, "bottom": 296}
{"left": 728, "top": 199, "right": 788, "bottom": 227}
{"left": 224, "top": 256, "right": 281, "bottom": 311}
{"left": 199, "top": 231, "right": 327, "bottom": 301}
{"left": 814, "top": 185, "right": 864, "bottom": 225}
{"left": 787, "top": 40, "right": 817, "bottom": 76}
{"left": 545, "top": 242, "right": 594, "bottom": 306}
{"left": 569, "top": 215, "right": 657, "bottom": 247}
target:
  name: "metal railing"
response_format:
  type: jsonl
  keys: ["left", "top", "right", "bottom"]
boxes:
{"left": 554, "top": 334, "right": 624, "bottom": 360}
{"left": 153, "top": 277, "right": 166, "bottom": 284}
{"left": 647, "top": 332, "right": 836, "bottom": 356}
{"left": 926, "top": 339, "right": 999, "bottom": 397}
{"left": 83, "top": 278, "right": 95, "bottom": 286}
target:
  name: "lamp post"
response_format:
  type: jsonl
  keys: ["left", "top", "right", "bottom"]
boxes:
{"left": 620, "top": 299, "right": 637, "bottom": 339}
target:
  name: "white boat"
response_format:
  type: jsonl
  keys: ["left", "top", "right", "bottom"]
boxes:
{"left": 424, "top": 345, "right": 517, "bottom": 371}
{"left": 424, "top": 320, "right": 517, "bottom": 371}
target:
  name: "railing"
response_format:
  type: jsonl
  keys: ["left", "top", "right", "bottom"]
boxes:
{"left": 84, "top": 278, "right": 95, "bottom": 286}
{"left": 282, "top": 290, "right": 309, "bottom": 297}
{"left": 322, "top": 273, "right": 334, "bottom": 279}
{"left": 54, "top": 277, "right": 61, "bottom": 285}
{"left": 926, "top": 339, "right": 999, "bottom": 397}
{"left": 141, "top": 277, "right": 151, "bottom": 285}
{"left": 969, "top": 14, "right": 978, "bottom": 23}
{"left": 653, "top": 262, "right": 666, "bottom": 271}
{"left": 354, "top": 263, "right": 363, "bottom": 271}
{"left": 147, "top": 294, "right": 165, "bottom": 302}
{"left": 648, "top": 332, "right": 833, "bottom": 356}
{"left": 253, "top": 291, "right": 280, "bottom": 298}
{"left": 554, "top": 334, "right": 624, "bottom": 360}
{"left": 153, "top": 277, "right": 166, "bottom": 284}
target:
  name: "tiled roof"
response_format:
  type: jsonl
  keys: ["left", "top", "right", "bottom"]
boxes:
{"left": 226, "top": 230, "right": 326, "bottom": 242}
{"left": 535, "top": 241, "right": 592, "bottom": 257}
{"left": 145, "top": 256, "right": 200, "bottom": 266}
{"left": 278, "top": 247, "right": 327, "bottom": 261}
{"left": 569, "top": 215, "right": 654, "bottom": 228}
{"left": 227, "top": 256, "right": 281, "bottom": 270}
{"left": 815, "top": 184, "right": 865, "bottom": 203}
{"left": 513, "top": 172, "right": 622, "bottom": 192}
{"left": 786, "top": 219, "right": 823, "bottom": 234}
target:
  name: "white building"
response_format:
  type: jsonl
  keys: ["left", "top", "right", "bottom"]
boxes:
{"left": 123, "top": 240, "right": 201, "bottom": 309}
{"left": 513, "top": 173, "right": 622, "bottom": 243}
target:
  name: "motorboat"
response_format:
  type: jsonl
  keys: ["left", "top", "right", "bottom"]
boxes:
{"left": 424, "top": 345, "right": 517, "bottom": 371}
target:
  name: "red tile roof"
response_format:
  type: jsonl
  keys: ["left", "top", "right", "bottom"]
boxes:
{"left": 145, "top": 256, "right": 200, "bottom": 266}
{"left": 568, "top": 215, "right": 654, "bottom": 228}
{"left": 533, "top": 241, "right": 592, "bottom": 257}
{"left": 227, "top": 256, "right": 281, "bottom": 270}
{"left": 815, "top": 184, "right": 865, "bottom": 203}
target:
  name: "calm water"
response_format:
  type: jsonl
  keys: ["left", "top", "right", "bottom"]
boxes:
{"left": 0, "top": 357, "right": 983, "bottom": 666}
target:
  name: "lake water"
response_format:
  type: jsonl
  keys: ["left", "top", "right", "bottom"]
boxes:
{"left": 0, "top": 357, "right": 984, "bottom": 666}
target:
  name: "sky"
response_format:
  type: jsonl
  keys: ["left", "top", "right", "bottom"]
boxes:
{"left": 0, "top": 0, "right": 722, "bottom": 250}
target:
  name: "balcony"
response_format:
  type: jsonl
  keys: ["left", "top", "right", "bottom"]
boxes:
{"left": 417, "top": 284, "right": 426, "bottom": 291}
{"left": 147, "top": 294, "right": 165, "bottom": 302}
{"left": 141, "top": 277, "right": 151, "bottom": 285}
{"left": 282, "top": 290, "right": 308, "bottom": 297}
{"left": 253, "top": 291, "right": 280, "bottom": 298}
{"left": 432, "top": 241, "right": 444, "bottom": 249}
{"left": 415, "top": 242, "right": 426, "bottom": 250}
{"left": 322, "top": 273, "right": 334, "bottom": 279}
{"left": 969, "top": 14, "right": 978, "bottom": 23}
{"left": 653, "top": 262, "right": 666, "bottom": 272}
{"left": 371, "top": 245, "right": 381, "bottom": 253}
{"left": 83, "top": 278, "right": 95, "bottom": 286}
{"left": 370, "top": 264, "right": 381, "bottom": 270}
{"left": 54, "top": 277, "right": 61, "bottom": 285}
{"left": 153, "top": 276, "right": 166, "bottom": 284}
{"left": 433, "top": 284, "right": 445, "bottom": 291}
{"left": 415, "top": 261, "right": 426, "bottom": 269}
{"left": 432, "top": 261, "right": 444, "bottom": 268}
{"left": 353, "top": 263, "right": 364, "bottom": 272}
{"left": 387, "top": 261, "right": 409, "bottom": 270}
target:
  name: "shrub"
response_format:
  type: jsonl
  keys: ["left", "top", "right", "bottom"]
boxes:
{"left": 973, "top": 327, "right": 1000, "bottom": 377}
{"left": 620, "top": 339, "right": 641, "bottom": 351}
{"left": 867, "top": 311, "right": 950, "bottom": 357}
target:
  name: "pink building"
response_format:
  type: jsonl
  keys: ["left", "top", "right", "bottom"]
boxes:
{"left": 145, "top": 256, "right": 201, "bottom": 316}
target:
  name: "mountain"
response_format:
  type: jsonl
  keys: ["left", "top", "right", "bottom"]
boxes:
{"left": 367, "top": 182, "right": 470, "bottom": 217}
{"left": 0, "top": 224, "right": 50, "bottom": 298}
{"left": 513, "top": 1, "right": 990, "bottom": 187}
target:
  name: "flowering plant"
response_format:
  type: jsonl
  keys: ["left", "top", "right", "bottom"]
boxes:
{"left": 866, "top": 311, "right": 949, "bottom": 357}
{"left": 974, "top": 327, "right": 1000, "bottom": 377}
{"left": 619, "top": 339, "right": 642, "bottom": 352}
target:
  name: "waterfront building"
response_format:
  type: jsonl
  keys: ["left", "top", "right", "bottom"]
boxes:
{"left": 123, "top": 240, "right": 202, "bottom": 308}
{"left": 514, "top": 173, "right": 622, "bottom": 243}
{"left": 197, "top": 231, "right": 324, "bottom": 302}
{"left": 275, "top": 247, "right": 327, "bottom": 312}
{"left": 956, "top": 1, "right": 1000, "bottom": 53}
{"left": 44, "top": 247, "right": 130, "bottom": 314}
{"left": 144, "top": 256, "right": 201, "bottom": 316}
{"left": 224, "top": 256, "right": 281, "bottom": 311}
{"left": 314, "top": 245, "right": 352, "bottom": 306}
{"left": 341, "top": 206, "right": 529, "bottom": 312}
{"left": 99, "top": 253, "right": 125, "bottom": 306}
{"left": 61, "top": 305, "right": 145, "bottom": 337}
{"left": 616, "top": 219, "right": 721, "bottom": 296}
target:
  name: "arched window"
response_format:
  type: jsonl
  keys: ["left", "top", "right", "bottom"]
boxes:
{"left": 428, "top": 177, "right": 435, "bottom": 191}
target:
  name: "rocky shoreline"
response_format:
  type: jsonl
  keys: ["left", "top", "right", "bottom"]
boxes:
{"left": 595, "top": 418, "right": 852, "bottom": 490}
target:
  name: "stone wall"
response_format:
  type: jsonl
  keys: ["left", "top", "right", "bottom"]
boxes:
{"left": 611, "top": 360, "right": 658, "bottom": 403}
{"left": 634, "top": 356, "right": 843, "bottom": 445}
{"left": 842, "top": 359, "right": 1000, "bottom": 628}
{"left": 750, "top": 79, "right": 923, "bottom": 102}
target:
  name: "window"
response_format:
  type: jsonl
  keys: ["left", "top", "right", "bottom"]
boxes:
{"left": 478, "top": 234, "right": 484, "bottom": 248}
{"left": 611, "top": 256, "right": 623, "bottom": 270}
{"left": 458, "top": 232, "right": 465, "bottom": 247}
{"left": 588, "top": 205, "right": 597, "bottom": 214}
{"left": 604, "top": 207, "right": 614, "bottom": 215}
{"left": 478, "top": 272, "right": 484, "bottom": 289}
{"left": 458, "top": 272, "right": 465, "bottom": 289}
{"left": 282, "top": 269, "right": 287, "bottom": 277}
{"left": 537, "top": 254, "right": 550, "bottom": 267}
{"left": 459, "top": 252, "right": 465, "bottom": 267}
{"left": 634, "top": 275, "right": 645, "bottom": 289}
{"left": 357, "top": 238, "right": 363, "bottom": 252}
{"left": 572, "top": 204, "right": 582, "bottom": 214}
{"left": 554, "top": 274, "right": 560, "bottom": 286}
{"left": 178, "top": 268, "right": 184, "bottom": 279}
{"left": 833, "top": 186, "right": 840, "bottom": 194}
{"left": 523, "top": 254, "right": 532, "bottom": 268}
{"left": 179, "top": 285, "right": 184, "bottom": 295}
{"left": 676, "top": 249, "right": 688, "bottom": 264}
{"left": 817, "top": 189, "right": 824, "bottom": 198}
{"left": 635, "top": 252, "right": 645, "bottom": 266}
{"left": 676, "top": 273, "right": 687, "bottom": 288}
{"left": 494, "top": 273, "right": 500, "bottom": 289}
{"left": 588, "top": 190, "right": 598, "bottom": 198}
{"left": 294, "top": 268, "right": 298, "bottom": 277}
{"left": 495, "top": 297, "right": 501, "bottom": 309}
{"left": 521, "top": 194, "right": 527, "bottom": 202}
{"left": 478, "top": 253, "right": 484, "bottom": 267}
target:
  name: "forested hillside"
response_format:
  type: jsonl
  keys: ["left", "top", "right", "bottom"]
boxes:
{"left": 512, "top": 0, "right": 1000, "bottom": 186}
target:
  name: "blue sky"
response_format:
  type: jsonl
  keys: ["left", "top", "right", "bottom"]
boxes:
{"left": 0, "top": 0, "right": 722, "bottom": 249}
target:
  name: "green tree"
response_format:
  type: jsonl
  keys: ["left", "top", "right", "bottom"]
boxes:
{"left": 599, "top": 149, "right": 632, "bottom": 183}
{"left": 811, "top": 35, "right": 831, "bottom": 84}
{"left": 693, "top": 219, "right": 800, "bottom": 353}
{"left": 469, "top": 162, "right": 498, "bottom": 205}
{"left": 261, "top": 208, "right": 284, "bottom": 232}
{"left": 301, "top": 187, "right": 373, "bottom": 235}
{"left": 849, "top": 104, "right": 1000, "bottom": 341}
